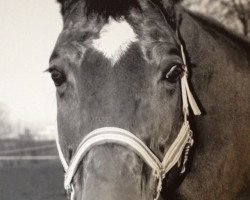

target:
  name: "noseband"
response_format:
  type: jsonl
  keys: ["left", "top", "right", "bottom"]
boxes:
{"left": 56, "top": 44, "right": 201, "bottom": 200}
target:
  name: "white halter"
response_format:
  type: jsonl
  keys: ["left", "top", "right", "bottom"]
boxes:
{"left": 56, "top": 44, "right": 201, "bottom": 200}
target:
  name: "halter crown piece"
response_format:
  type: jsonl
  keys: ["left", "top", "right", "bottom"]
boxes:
{"left": 55, "top": 44, "right": 201, "bottom": 200}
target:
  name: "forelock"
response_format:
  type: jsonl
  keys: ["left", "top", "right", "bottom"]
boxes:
{"left": 57, "top": 0, "right": 141, "bottom": 20}
{"left": 84, "top": 0, "right": 141, "bottom": 20}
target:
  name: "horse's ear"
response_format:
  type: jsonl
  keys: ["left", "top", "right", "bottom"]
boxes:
{"left": 162, "top": 0, "right": 181, "bottom": 16}
{"left": 56, "top": 0, "right": 69, "bottom": 15}
{"left": 152, "top": 0, "right": 181, "bottom": 28}
{"left": 160, "top": 0, "right": 181, "bottom": 9}
{"left": 57, "top": 0, "right": 67, "bottom": 7}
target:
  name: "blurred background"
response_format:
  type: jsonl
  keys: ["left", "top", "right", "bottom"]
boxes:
{"left": 182, "top": 0, "right": 250, "bottom": 38}
{"left": 0, "top": 1, "right": 64, "bottom": 200}
{"left": 0, "top": 0, "right": 249, "bottom": 200}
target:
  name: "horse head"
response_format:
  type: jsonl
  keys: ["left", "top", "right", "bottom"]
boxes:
{"left": 49, "top": 0, "right": 200, "bottom": 199}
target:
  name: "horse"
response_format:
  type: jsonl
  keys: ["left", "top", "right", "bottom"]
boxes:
{"left": 48, "top": 0, "right": 250, "bottom": 199}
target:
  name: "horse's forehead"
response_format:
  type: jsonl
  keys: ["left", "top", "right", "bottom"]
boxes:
{"left": 56, "top": 18, "right": 139, "bottom": 66}
{"left": 55, "top": 14, "right": 179, "bottom": 68}
{"left": 92, "top": 18, "right": 138, "bottom": 65}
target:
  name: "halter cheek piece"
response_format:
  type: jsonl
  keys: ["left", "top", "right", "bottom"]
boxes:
{"left": 56, "top": 44, "right": 201, "bottom": 200}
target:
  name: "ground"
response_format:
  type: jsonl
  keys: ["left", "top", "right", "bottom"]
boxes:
{"left": 0, "top": 160, "right": 65, "bottom": 200}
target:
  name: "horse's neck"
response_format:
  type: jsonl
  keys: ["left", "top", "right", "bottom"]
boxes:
{"left": 176, "top": 9, "right": 250, "bottom": 200}
{"left": 179, "top": 9, "right": 250, "bottom": 68}
{"left": 179, "top": 9, "right": 250, "bottom": 119}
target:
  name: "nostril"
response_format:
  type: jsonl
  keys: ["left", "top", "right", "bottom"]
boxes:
{"left": 68, "top": 148, "right": 74, "bottom": 160}
{"left": 159, "top": 144, "right": 165, "bottom": 154}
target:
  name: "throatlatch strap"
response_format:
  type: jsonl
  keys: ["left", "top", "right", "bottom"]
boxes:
{"left": 180, "top": 44, "right": 201, "bottom": 117}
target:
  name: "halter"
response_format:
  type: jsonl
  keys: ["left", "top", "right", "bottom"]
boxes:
{"left": 56, "top": 44, "right": 201, "bottom": 200}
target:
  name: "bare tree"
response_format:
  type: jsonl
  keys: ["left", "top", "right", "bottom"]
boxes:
{"left": 221, "top": 0, "right": 250, "bottom": 37}
{"left": 0, "top": 104, "right": 11, "bottom": 137}
{"left": 182, "top": 0, "right": 250, "bottom": 38}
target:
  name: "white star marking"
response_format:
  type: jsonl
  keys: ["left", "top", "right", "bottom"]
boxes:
{"left": 92, "top": 18, "right": 138, "bottom": 65}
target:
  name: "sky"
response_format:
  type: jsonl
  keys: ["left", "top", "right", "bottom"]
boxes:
{"left": 0, "top": 0, "right": 63, "bottom": 136}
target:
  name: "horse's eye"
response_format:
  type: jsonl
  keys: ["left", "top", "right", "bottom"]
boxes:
{"left": 164, "top": 65, "right": 184, "bottom": 84}
{"left": 49, "top": 69, "right": 66, "bottom": 86}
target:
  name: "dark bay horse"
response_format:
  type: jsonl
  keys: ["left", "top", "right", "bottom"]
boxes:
{"left": 48, "top": 0, "right": 250, "bottom": 199}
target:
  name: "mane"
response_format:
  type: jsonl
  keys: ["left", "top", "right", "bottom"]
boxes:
{"left": 185, "top": 9, "right": 250, "bottom": 51}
